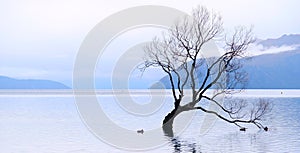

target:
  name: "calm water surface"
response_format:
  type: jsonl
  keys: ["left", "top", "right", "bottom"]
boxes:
{"left": 0, "top": 92, "right": 299, "bottom": 153}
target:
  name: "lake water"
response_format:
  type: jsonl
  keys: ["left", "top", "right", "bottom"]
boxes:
{"left": 0, "top": 90, "right": 300, "bottom": 153}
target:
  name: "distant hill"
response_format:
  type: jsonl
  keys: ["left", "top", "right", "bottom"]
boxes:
{"left": 0, "top": 76, "right": 70, "bottom": 89}
{"left": 242, "top": 49, "right": 300, "bottom": 89}
{"left": 155, "top": 49, "right": 300, "bottom": 89}
{"left": 242, "top": 34, "right": 300, "bottom": 89}
{"left": 154, "top": 34, "right": 300, "bottom": 89}
{"left": 257, "top": 34, "right": 300, "bottom": 48}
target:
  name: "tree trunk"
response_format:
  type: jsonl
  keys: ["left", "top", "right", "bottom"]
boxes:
{"left": 162, "top": 106, "right": 183, "bottom": 137}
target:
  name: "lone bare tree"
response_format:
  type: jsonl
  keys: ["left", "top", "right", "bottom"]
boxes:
{"left": 142, "top": 6, "right": 271, "bottom": 135}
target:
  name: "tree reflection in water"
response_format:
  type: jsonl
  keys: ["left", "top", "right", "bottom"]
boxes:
{"left": 165, "top": 134, "right": 200, "bottom": 153}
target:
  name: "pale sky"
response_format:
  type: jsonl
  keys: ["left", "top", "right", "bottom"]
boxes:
{"left": 0, "top": 0, "right": 299, "bottom": 87}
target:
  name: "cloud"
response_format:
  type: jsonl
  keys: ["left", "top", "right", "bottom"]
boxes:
{"left": 245, "top": 44, "right": 299, "bottom": 57}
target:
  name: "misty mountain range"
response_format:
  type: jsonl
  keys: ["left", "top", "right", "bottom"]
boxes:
{"left": 153, "top": 34, "right": 300, "bottom": 89}
{"left": 0, "top": 34, "right": 299, "bottom": 89}
{"left": 155, "top": 48, "right": 300, "bottom": 89}
{"left": 258, "top": 34, "right": 300, "bottom": 48}
{"left": 0, "top": 76, "right": 70, "bottom": 89}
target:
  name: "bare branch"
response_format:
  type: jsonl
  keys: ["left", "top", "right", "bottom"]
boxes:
{"left": 142, "top": 5, "right": 272, "bottom": 131}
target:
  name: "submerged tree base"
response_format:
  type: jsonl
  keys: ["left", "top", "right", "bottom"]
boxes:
{"left": 162, "top": 108, "right": 178, "bottom": 137}
{"left": 163, "top": 124, "right": 174, "bottom": 137}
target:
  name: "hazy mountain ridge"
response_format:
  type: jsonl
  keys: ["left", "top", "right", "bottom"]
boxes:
{"left": 242, "top": 49, "right": 300, "bottom": 89}
{"left": 156, "top": 34, "right": 300, "bottom": 89}
{"left": 257, "top": 34, "right": 300, "bottom": 48}
{"left": 241, "top": 34, "right": 300, "bottom": 89}
{"left": 0, "top": 76, "right": 70, "bottom": 89}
